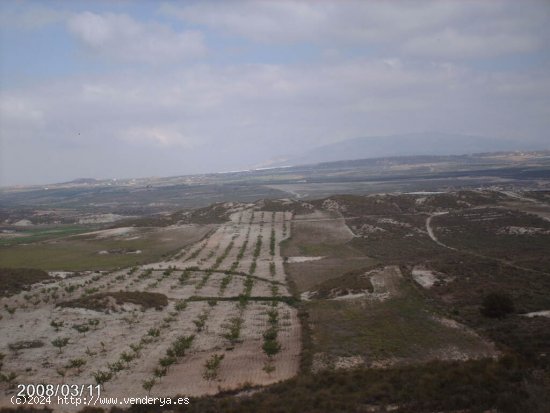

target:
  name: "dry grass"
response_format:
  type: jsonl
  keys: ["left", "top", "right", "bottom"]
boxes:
{"left": 0, "top": 225, "right": 212, "bottom": 271}
{"left": 0, "top": 267, "right": 52, "bottom": 296}
{"left": 307, "top": 274, "right": 496, "bottom": 368}
{"left": 308, "top": 267, "right": 375, "bottom": 299}
{"left": 58, "top": 291, "right": 168, "bottom": 312}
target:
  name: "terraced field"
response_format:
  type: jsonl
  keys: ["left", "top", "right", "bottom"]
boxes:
{"left": 0, "top": 207, "right": 300, "bottom": 409}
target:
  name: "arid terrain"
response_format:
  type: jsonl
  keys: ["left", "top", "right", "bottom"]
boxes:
{"left": 1, "top": 164, "right": 550, "bottom": 412}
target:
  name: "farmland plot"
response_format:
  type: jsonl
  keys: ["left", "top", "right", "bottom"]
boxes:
{"left": 0, "top": 207, "right": 299, "bottom": 409}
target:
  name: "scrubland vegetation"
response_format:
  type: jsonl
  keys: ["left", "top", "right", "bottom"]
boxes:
{"left": 1, "top": 189, "right": 549, "bottom": 412}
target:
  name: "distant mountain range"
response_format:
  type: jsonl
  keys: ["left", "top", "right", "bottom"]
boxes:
{"left": 267, "top": 132, "right": 546, "bottom": 167}
{"left": 61, "top": 178, "right": 100, "bottom": 185}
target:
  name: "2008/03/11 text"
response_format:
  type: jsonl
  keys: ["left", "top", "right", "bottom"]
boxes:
{"left": 12, "top": 384, "right": 190, "bottom": 407}
{"left": 16, "top": 384, "right": 101, "bottom": 398}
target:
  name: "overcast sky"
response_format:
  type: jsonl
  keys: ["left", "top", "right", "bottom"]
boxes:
{"left": 1, "top": 0, "right": 550, "bottom": 185}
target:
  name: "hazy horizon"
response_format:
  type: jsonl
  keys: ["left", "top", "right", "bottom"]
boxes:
{"left": 2, "top": 0, "right": 550, "bottom": 186}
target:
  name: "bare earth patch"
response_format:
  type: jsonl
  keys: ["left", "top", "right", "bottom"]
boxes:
{"left": 523, "top": 310, "right": 550, "bottom": 318}
{"left": 287, "top": 256, "right": 325, "bottom": 263}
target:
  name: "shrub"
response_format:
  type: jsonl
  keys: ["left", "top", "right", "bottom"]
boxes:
{"left": 481, "top": 293, "right": 515, "bottom": 318}
{"left": 142, "top": 378, "right": 155, "bottom": 394}
{"left": 51, "top": 337, "right": 69, "bottom": 353}
{"left": 220, "top": 274, "right": 232, "bottom": 294}
{"left": 154, "top": 367, "right": 167, "bottom": 379}
{"left": 263, "top": 327, "right": 278, "bottom": 341}
{"left": 107, "top": 360, "right": 125, "bottom": 374}
{"left": 243, "top": 277, "right": 254, "bottom": 296}
{"left": 171, "top": 335, "right": 194, "bottom": 357}
{"left": 72, "top": 324, "right": 90, "bottom": 334}
{"left": 270, "top": 228, "right": 276, "bottom": 256}
{"left": 223, "top": 317, "right": 243, "bottom": 344}
{"left": 175, "top": 300, "right": 187, "bottom": 311}
{"left": 203, "top": 354, "right": 224, "bottom": 381}
{"left": 66, "top": 358, "right": 86, "bottom": 372}
{"left": 159, "top": 356, "right": 176, "bottom": 367}
{"left": 120, "top": 351, "right": 135, "bottom": 365}
{"left": 50, "top": 320, "right": 64, "bottom": 331}
{"left": 130, "top": 343, "right": 142, "bottom": 355}
{"left": 92, "top": 370, "right": 113, "bottom": 389}
{"left": 262, "top": 339, "right": 281, "bottom": 358}
{"left": 148, "top": 328, "right": 161, "bottom": 337}
{"left": 193, "top": 312, "right": 208, "bottom": 332}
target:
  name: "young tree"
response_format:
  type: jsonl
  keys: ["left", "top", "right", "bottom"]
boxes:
{"left": 262, "top": 339, "right": 281, "bottom": 358}
{"left": 203, "top": 354, "right": 224, "bottom": 382}
{"left": 50, "top": 320, "right": 64, "bottom": 332}
{"left": 51, "top": 337, "right": 69, "bottom": 354}
{"left": 66, "top": 358, "right": 87, "bottom": 374}
{"left": 92, "top": 370, "right": 113, "bottom": 390}
{"left": 73, "top": 324, "right": 90, "bottom": 334}
{"left": 56, "top": 369, "right": 66, "bottom": 384}
{"left": 153, "top": 367, "right": 167, "bottom": 382}
{"left": 142, "top": 378, "right": 155, "bottom": 395}
{"left": 0, "top": 371, "right": 17, "bottom": 388}
{"left": 120, "top": 351, "right": 135, "bottom": 366}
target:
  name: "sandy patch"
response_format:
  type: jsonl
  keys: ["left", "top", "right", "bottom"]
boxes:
{"left": 0, "top": 231, "right": 24, "bottom": 239}
{"left": 14, "top": 219, "right": 33, "bottom": 226}
{"left": 80, "top": 227, "right": 136, "bottom": 239}
{"left": 334, "top": 355, "right": 364, "bottom": 369}
{"left": 78, "top": 214, "right": 130, "bottom": 224}
{"left": 412, "top": 268, "right": 438, "bottom": 289}
{"left": 48, "top": 271, "right": 76, "bottom": 279}
{"left": 368, "top": 266, "right": 402, "bottom": 299}
{"left": 412, "top": 266, "right": 454, "bottom": 289}
{"left": 322, "top": 199, "right": 347, "bottom": 213}
{"left": 331, "top": 292, "right": 370, "bottom": 301}
{"left": 352, "top": 224, "right": 385, "bottom": 235}
{"left": 311, "top": 266, "right": 402, "bottom": 302}
{"left": 497, "top": 226, "right": 550, "bottom": 235}
{"left": 311, "top": 353, "right": 364, "bottom": 372}
{"left": 377, "top": 218, "right": 410, "bottom": 227}
{"left": 287, "top": 256, "right": 325, "bottom": 263}
{"left": 523, "top": 310, "right": 550, "bottom": 318}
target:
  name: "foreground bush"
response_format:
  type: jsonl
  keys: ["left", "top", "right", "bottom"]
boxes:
{"left": 481, "top": 293, "right": 515, "bottom": 318}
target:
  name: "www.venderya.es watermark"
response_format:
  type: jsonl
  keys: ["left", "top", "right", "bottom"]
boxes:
{"left": 11, "top": 384, "right": 190, "bottom": 408}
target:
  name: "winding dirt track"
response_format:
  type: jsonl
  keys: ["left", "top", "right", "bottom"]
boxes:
{"left": 425, "top": 211, "right": 550, "bottom": 277}
{"left": 425, "top": 212, "right": 455, "bottom": 250}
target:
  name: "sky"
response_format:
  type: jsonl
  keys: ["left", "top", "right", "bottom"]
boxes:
{"left": 1, "top": 0, "right": 550, "bottom": 186}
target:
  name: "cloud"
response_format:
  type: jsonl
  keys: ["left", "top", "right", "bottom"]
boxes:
{"left": 2, "top": 1, "right": 550, "bottom": 185}
{"left": 120, "top": 126, "right": 197, "bottom": 148}
{"left": 2, "top": 56, "right": 550, "bottom": 185}
{"left": 2, "top": 58, "right": 549, "bottom": 154}
{"left": 161, "top": 1, "right": 327, "bottom": 44}
{"left": 403, "top": 29, "right": 540, "bottom": 59}
{"left": 161, "top": 0, "right": 549, "bottom": 59}
{"left": 0, "top": 96, "right": 43, "bottom": 123}
{"left": 67, "top": 11, "right": 206, "bottom": 63}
